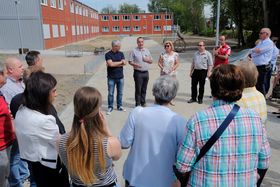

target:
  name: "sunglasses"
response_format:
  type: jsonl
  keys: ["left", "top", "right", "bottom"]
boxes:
{"left": 164, "top": 45, "right": 170, "bottom": 48}
{"left": 198, "top": 44, "right": 204, "bottom": 46}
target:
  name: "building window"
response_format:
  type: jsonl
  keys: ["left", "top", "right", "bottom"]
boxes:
{"left": 123, "top": 15, "right": 130, "bottom": 21}
{"left": 70, "top": 2, "right": 74, "bottom": 13}
{"left": 41, "top": 0, "right": 48, "bottom": 5}
{"left": 79, "top": 7, "right": 82, "bottom": 15}
{"left": 58, "top": 0, "right": 63, "bottom": 10}
{"left": 133, "top": 15, "right": 140, "bottom": 20}
{"left": 80, "top": 26, "right": 83, "bottom": 34}
{"left": 72, "top": 25, "right": 76, "bottom": 35}
{"left": 164, "top": 25, "right": 172, "bottom": 31}
{"left": 76, "top": 25, "right": 80, "bottom": 35}
{"left": 123, "top": 26, "right": 130, "bottom": 32}
{"left": 52, "top": 25, "right": 59, "bottom": 38}
{"left": 60, "top": 25, "right": 65, "bottom": 37}
{"left": 102, "top": 15, "right": 109, "bottom": 21}
{"left": 134, "top": 26, "right": 140, "bottom": 31}
{"left": 102, "top": 27, "right": 109, "bottom": 32}
{"left": 154, "top": 26, "right": 161, "bottom": 31}
{"left": 83, "top": 8, "right": 86, "bottom": 16}
{"left": 112, "top": 15, "right": 119, "bottom": 21}
{"left": 112, "top": 26, "right": 119, "bottom": 32}
{"left": 165, "top": 14, "right": 171, "bottom": 20}
{"left": 50, "top": 0, "right": 56, "bottom": 8}
{"left": 154, "top": 15, "right": 161, "bottom": 20}
{"left": 43, "top": 24, "right": 50, "bottom": 39}
{"left": 75, "top": 5, "right": 79, "bottom": 14}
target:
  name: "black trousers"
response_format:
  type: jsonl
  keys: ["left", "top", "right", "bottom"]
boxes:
{"left": 133, "top": 70, "right": 149, "bottom": 106}
{"left": 27, "top": 160, "right": 69, "bottom": 187}
{"left": 256, "top": 64, "right": 270, "bottom": 96}
{"left": 191, "top": 69, "right": 208, "bottom": 101}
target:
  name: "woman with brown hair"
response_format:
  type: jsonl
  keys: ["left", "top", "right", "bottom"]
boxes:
{"left": 58, "top": 86, "right": 121, "bottom": 187}
{"left": 158, "top": 40, "right": 179, "bottom": 76}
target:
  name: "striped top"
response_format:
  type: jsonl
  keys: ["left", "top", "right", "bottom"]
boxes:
{"left": 237, "top": 87, "right": 267, "bottom": 124}
{"left": 176, "top": 100, "right": 271, "bottom": 187}
{"left": 58, "top": 133, "right": 117, "bottom": 186}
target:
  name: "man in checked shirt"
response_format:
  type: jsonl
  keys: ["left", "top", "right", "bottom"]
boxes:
{"left": 175, "top": 64, "right": 271, "bottom": 187}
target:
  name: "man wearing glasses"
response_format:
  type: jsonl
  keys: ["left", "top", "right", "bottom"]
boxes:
{"left": 188, "top": 41, "right": 213, "bottom": 104}
{"left": 212, "top": 35, "right": 231, "bottom": 67}
{"left": 250, "top": 28, "right": 274, "bottom": 95}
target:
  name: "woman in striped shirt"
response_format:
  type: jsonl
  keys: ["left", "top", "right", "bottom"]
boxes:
{"left": 58, "top": 87, "right": 121, "bottom": 187}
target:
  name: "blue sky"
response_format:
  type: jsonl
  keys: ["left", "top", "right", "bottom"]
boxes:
{"left": 79, "top": 0, "right": 150, "bottom": 12}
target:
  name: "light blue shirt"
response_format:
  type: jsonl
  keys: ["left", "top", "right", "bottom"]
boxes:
{"left": 271, "top": 45, "right": 279, "bottom": 69}
{"left": 251, "top": 38, "right": 274, "bottom": 66}
{"left": 119, "top": 105, "right": 186, "bottom": 187}
{"left": 0, "top": 76, "right": 25, "bottom": 105}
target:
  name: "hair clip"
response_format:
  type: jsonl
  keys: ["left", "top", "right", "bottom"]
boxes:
{"left": 79, "top": 118, "right": 84, "bottom": 124}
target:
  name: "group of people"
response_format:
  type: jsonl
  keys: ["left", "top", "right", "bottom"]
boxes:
{"left": 0, "top": 27, "right": 278, "bottom": 187}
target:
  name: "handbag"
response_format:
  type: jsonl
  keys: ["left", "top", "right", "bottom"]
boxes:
{"left": 173, "top": 104, "right": 240, "bottom": 187}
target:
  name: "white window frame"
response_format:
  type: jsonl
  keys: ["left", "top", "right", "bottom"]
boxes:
{"left": 123, "top": 26, "right": 130, "bottom": 32}
{"left": 133, "top": 26, "right": 140, "bottom": 31}
{"left": 154, "top": 15, "right": 161, "bottom": 20}
{"left": 123, "top": 15, "right": 130, "bottom": 21}
{"left": 154, "top": 25, "right": 161, "bottom": 31}
{"left": 112, "top": 15, "right": 119, "bottom": 21}
{"left": 70, "top": 2, "right": 74, "bottom": 13}
{"left": 43, "top": 24, "right": 51, "bottom": 39}
{"left": 75, "top": 5, "right": 79, "bottom": 14}
{"left": 41, "top": 0, "right": 48, "bottom": 6}
{"left": 113, "top": 26, "right": 120, "bottom": 32}
{"left": 79, "top": 7, "right": 82, "bottom": 15}
{"left": 58, "top": 0, "right": 63, "bottom": 10}
{"left": 80, "top": 26, "right": 83, "bottom": 34}
{"left": 165, "top": 14, "right": 171, "bottom": 20}
{"left": 52, "top": 24, "right": 59, "bottom": 38}
{"left": 102, "top": 15, "right": 109, "bottom": 21}
{"left": 50, "top": 0, "right": 56, "bottom": 8}
{"left": 164, "top": 25, "right": 172, "bottom": 31}
{"left": 72, "top": 25, "right": 76, "bottom": 36}
{"left": 133, "top": 15, "right": 140, "bottom": 21}
{"left": 76, "top": 25, "right": 80, "bottom": 35}
{"left": 102, "top": 26, "right": 109, "bottom": 32}
{"left": 60, "top": 25, "right": 65, "bottom": 37}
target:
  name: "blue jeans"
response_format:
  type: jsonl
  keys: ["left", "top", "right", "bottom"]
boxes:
{"left": 107, "top": 78, "right": 124, "bottom": 109}
{"left": 9, "top": 140, "right": 30, "bottom": 187}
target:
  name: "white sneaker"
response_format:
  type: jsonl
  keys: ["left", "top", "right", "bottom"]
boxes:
{"left": 106, "top": 108, "right": 113, "bottom": 115}
{"left": 117, "top": 106, "right": 126, "bottom": 112}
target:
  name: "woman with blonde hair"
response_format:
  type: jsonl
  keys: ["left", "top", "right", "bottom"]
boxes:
{"left": 158, "top": 41, "right": 179, "bottom": 76}
{"left": 58, "top": 86, "right": 121, "bottom": 187}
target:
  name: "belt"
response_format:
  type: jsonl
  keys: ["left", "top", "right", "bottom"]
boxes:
{"left": 134, "top": 69, "right": 148, "bottom": 73}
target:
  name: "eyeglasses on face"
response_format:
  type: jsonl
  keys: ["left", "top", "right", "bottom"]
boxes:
{"left": 259, "top": 32, "right": 267, "bottom": 35}
{"left": 198, "top": 44, "right": 204, "bottom": 46}
{"left": 164, "top": 45, "right": 170, "bottom": 48}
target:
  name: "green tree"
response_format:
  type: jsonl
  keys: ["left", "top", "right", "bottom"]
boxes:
{"left": 118, "top": 3, "right": 144, "bottom": 13}
{"left": 100, "top": 5, "right": 117, "bottom": 14}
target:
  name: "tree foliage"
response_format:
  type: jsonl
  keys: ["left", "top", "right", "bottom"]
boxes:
{"left": 101, "top": 3, "right": 144, "bottom": 14}
{"left": 118, "top": 3, "right": 144, "bottom": 13}
{"left": 100, "top": 5, "right": 117, "bottom": 14}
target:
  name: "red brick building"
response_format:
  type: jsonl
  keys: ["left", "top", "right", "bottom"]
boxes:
{"left": 99, "top": 13, "right": 173, "bottom": 35}
{"left": 41, "top": 0, "right": 99, "bottom": 49}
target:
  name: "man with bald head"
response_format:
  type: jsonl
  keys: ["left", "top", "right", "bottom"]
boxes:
{"left": 250, "top": 28, "right": 274, "bottom": 95}
{"left": 0, "top": 57, "right": 29, "bottom": 187}
{"left": 212, "top": 35, "right": 231, "bottom": 67}
{"left": 0, "top": 57, "right": 24, "bottom": 104}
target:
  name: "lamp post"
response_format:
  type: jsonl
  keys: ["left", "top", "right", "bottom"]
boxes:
{"left": 215, "top": 0, "right": 221, "bottom": 46}
{"left": 15, "top": 0, "right": 23, "bottom": 55}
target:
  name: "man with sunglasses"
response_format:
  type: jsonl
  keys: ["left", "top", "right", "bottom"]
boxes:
{"left": 188, "top": 41, "right": 213, "bottom": 104}
{"left": 250, "top": 28, "right": 274, "bottom": 95}
{"left": 212, "top": 35, "right": 231, "bottom": 67}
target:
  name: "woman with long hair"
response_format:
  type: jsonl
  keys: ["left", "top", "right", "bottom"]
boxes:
{"left": 58, "top": 86, "right": 121, "bottom": 187}
{"left": 15, "top": 71, "right": 69, "bottom": 187}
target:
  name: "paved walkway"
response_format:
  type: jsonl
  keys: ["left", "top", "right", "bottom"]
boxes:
{"left": 59, "top": 36, "right": 280, "bottom": 187}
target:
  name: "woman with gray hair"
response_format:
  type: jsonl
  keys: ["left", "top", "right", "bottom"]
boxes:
{"left": 119, "top": 75, "right": 186, "bottom": 187}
